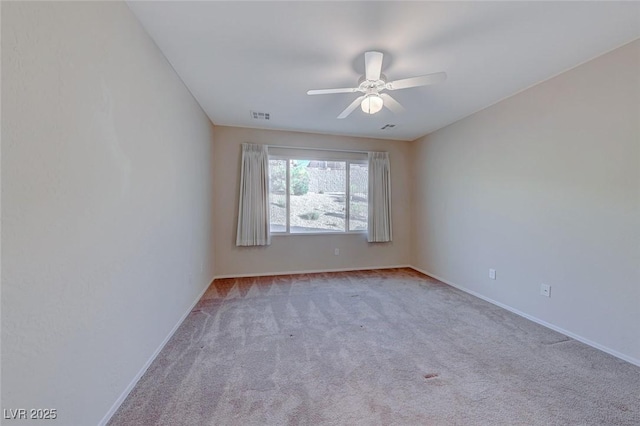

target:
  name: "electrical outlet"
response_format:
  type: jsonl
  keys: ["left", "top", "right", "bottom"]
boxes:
{"left": 540, "top": 284, "right": 551, "bottom": 297}
{"left": 489, "top": 269, "right": 496, "bottom": 280}
{"left": 334, "top": 248, "right": 339, "bottom": 256}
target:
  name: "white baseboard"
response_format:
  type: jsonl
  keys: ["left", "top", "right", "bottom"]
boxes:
{"left": 409, "top": 266, "right": 640, "bottom": 368}
{"left": 98, "top": 276, "right": 214, "bottom": 426}
{"left": 213, "top": 264, "right": 411, "bottom": 280}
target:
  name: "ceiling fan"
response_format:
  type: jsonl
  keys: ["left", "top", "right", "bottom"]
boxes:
{"left": 307, "top": 51, "right": 447, "bottom": 119}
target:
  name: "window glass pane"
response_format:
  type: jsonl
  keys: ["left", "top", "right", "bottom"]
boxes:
{"left": 290, "top": 159, "right": 346, "bottom": 233}
{"left": 349, "top": 163, "right": 368, "bottom": 231}
{"left": 269, "top": 159, "right": 287, "bottom": 232}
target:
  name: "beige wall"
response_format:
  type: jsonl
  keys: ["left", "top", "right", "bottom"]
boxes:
{"left": 213, "top": 126, "right": 411, "bottom": 277}
{"left": 1, "top": 2, "right": 215, "bottom": 424}
{"left": 411, "top": 40, "right": 640, "bottom": 364}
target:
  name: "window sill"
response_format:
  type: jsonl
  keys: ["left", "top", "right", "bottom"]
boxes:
{"left": 271, "top": 231, "right": 367, "bottom": 237}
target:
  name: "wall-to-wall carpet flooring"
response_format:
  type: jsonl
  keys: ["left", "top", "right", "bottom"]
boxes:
{"left": 109, "top": 268, "right": 640, "bottom": 425}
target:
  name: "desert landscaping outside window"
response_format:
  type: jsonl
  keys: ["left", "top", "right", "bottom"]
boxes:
{"left": 268, "top": 156, "right": 368, "bottom": 234}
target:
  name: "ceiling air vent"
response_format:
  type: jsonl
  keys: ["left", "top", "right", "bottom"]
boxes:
{"left": 381, "top": 124, "right": 396, "bottom": 130}
{"left": 250, "top": 111, "right": 270, "bottom": 120}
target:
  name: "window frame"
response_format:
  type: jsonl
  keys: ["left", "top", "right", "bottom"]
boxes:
{"left": 268, "top": 154, "right": 368, "bottom": 236}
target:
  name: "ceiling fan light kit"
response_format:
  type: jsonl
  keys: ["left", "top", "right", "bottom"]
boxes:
{"left": 307, "top": 51, "right": 447, "bottom": 119}
{"left": 361, "top": 94, "right": 383, "bottom": 114}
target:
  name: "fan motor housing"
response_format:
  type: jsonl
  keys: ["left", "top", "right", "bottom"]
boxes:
{"left": 358, "top": 74, "right": 387, "bottom": 93}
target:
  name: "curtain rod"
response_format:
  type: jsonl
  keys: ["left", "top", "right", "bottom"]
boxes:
{"left": 266, "top": 144, "right": 370, "bottom": 154}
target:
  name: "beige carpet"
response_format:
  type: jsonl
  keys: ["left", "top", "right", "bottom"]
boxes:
{"left": 109, "top": 268, "right": 640, "bottom": 425}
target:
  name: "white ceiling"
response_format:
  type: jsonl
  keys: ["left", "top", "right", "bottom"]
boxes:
{"left": 127, "top": 1, "right": 640, "bottom": 141}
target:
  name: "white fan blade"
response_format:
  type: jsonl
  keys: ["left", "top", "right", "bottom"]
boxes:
{"left": 337, "top": 96, "right": 365, "bottom": 119}
{"left": 386, "top": 72, "right": 447, "bottom": 90}
{"left": 380, "top": 93, "right": 405, "bottom": 114}
{"left": 307, "top": 87, "right": 358, "bottom": 95}
{"left": 365, "top": 51, "right": 383, "bottom": 81}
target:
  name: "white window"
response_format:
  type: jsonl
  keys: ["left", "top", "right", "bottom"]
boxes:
{"left": 268, "top": 149, "right": 368, "bottom": 234}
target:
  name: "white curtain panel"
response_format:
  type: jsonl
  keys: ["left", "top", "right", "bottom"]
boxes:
{"left": 236, "top": 143, "right": 271, "bottom": 246}
{"left": 368, "top": 151, "right": 392, "bottom": 242}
